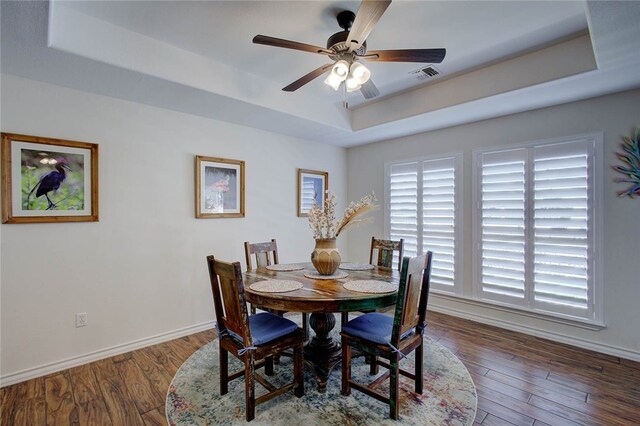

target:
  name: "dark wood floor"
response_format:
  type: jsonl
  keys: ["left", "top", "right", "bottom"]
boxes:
{"left": 2, "top": 311, "right": 639, "bottom": 425}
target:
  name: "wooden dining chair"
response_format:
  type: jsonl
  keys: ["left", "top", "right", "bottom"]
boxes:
{"left": 341, "top": 237, "right": 405, "bottom": 326}
{"left": 340, "top": 252, "right": 433, "bottom": 420}
{"left": 370, "top": 236, "right": 404, "bottom": 271}
{"left": 244, "top": 239, "right": 308, "bottom": 340}
{"left": 245, "top": 239, "right": 279, "bottom": 316}
{"left": 206, "top": 255, "right": 304, "bottom": 422}
{"left": 244, "top": 239, "right": 279, "bottom": 271}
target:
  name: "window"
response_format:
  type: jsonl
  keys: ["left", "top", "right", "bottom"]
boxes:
{"left": 474, "top": 134, "right": 602, "bottom": 321}
{"left": 387, "top": 154, "right": 462, "bottom": 293}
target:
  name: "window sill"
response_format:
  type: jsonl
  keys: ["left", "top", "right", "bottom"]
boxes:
{"left": 429, "top": 291, "right": 606, "bottom": 331}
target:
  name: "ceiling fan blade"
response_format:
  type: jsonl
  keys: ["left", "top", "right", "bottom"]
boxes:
{"left": 364, "top": 48, "right": 446, "bottom": 63}
{"left": 347, "top": 0, "right": 392, "bottom": 53}
{"left": 360, "top": 79, "right": 380, "bottom": 99}
{"left": 253, "top": 35, "right": 333, "bottom": 55}
{"left": 282, "top": 64, "right": 334, "bottom": 92}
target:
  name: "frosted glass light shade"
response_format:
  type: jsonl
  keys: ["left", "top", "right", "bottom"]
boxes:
{"left": 345, "top": 77, "right": 362, "bottom": 92}
{"left": 325, "top": 60, "right": 350, "bottom": 91}
{"left": 350, "top": 62, "right": 371, "bottom": 84}
{"left": 332, "top": 60, "right": 349, "bottom": 79}
{"left": 324, "top": 73, "right": 342, "bottom": 90}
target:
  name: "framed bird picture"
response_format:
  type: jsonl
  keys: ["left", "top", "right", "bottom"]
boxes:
{"left": 1, "top": 133, "right": 99, "bottom": 223}
{"left": 195, "top": 155, "right": 245, "bottom": 219}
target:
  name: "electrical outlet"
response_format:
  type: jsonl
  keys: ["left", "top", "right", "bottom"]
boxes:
{"left": 76, "top": 312, "right": 88, "bottom": 328}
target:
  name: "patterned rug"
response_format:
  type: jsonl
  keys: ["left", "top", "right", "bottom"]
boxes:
{"left": 166, "top": 327, "right": 476, "bottom": 425}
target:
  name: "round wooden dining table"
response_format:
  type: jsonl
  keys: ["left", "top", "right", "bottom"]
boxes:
{"left": 243, "top": 263, "right": 399, "bottom": 392}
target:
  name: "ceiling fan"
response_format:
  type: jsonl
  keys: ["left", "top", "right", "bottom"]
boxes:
{"left": 252, "top": 0, "right": 446, "bottom": 103}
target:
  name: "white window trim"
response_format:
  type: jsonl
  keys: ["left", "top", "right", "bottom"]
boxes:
{"left": 385, "top": 152, "right": 464, "bottom": 295}
{"left": 431, "top": 292, "right": 606, "bottom": 330}
{"left": 471, "top": 132, "right": 604, "bottom": 324}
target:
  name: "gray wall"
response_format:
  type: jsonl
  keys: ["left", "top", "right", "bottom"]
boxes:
{"left": 0, "top": 75, "right": 348, "bottom": 382}
{"left": 347, "top": 88, "right": 640, "bottom": 359}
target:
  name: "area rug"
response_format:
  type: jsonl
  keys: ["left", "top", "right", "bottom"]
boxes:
{"left": 166, "top": 330, "right": 476, "bottom": 425}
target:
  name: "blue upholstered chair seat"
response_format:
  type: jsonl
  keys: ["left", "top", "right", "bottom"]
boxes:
{"left": 342, "top": 312, "right": 411, "bottom": 345}
{"left": 228, "top": 312, "right": 298, "bottom": 346}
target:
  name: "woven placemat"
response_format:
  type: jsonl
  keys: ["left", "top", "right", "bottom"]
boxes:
{"left": 303, "top": 270, "right": 349, "bottom": 280}
{"left": 265, "top": 264, "right": 304, "bottom": 272}
{"left": 339, "top": 263, "right": 375, "bottom": 271}
{"left": 343, "top": 280, "right": 397, "bottom": 294}
{"left": 249, "top": 280, "right": 303, "bottom": 293}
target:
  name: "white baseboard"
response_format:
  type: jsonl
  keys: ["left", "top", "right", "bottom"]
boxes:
{"left": 4, "top": 303, "right": 638, "bottom": 387}
{"left": 0, "top": 321, "right": 215, "bottom": 387}
{"left": 429, "top": 303, "right": 640, "bottom": 362}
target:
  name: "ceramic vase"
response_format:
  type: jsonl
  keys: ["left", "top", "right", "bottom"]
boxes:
{"left": 311, "top": 238, "right": 341, "bottom": 275}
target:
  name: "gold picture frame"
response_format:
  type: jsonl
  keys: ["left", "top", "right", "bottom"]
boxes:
{"left": 1, "top": 133, "right": 99, "bottom": 224}
{"left": 297, "top": 168, "right": 328, "bottom": 217}
{"left": 196, "top": 155, "right": 245, "bottom": 219}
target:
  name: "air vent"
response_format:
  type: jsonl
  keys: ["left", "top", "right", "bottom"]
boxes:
{"left": 409, "top": 65, "right": 441, "bottom": 81}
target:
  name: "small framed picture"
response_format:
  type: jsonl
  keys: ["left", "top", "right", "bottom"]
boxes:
{"left": 297, "top": 168, "right": 328, "bottom": 217}
{"left": 1, "top": 133, "right": 99, "bottom": 224}
{"left": 196, "top": 156, "right": 245, "bottom": 219}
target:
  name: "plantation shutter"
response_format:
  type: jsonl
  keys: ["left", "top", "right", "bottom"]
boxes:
{"left": 532, "top": 141, "right": 592, "bottom": 315}
{"left": 479, "top": 149, "right": 527, "bottom": 303}
{"left": 475, "top": 136, "right": 599, "bottom": 321}
{"left": 389, "top": 162, "right": 418, "bottom": 263}
{"left": 422, "top": 158, "right": 457, "bottom": 290}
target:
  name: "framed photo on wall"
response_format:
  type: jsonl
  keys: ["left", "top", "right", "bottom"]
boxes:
{"left": 196, "top": 155, "right": 245, "bottom": 218}
{"left": 297, "top": 168, "right": 328, "bottom": 217}
{"left": 1, "top": 133, "right": 99, "bottom": 224}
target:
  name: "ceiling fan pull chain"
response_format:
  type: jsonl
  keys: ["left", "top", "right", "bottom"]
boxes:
{"left": 342, "top": 83, "right": 349, "bottom": 109}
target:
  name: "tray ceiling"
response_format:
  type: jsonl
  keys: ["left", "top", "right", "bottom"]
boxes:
{"left": 2, "top": 1, "right": 640, "bottom": 146}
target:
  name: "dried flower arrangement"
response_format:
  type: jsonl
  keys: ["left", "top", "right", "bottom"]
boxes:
{"left": 308, "top": 192, "right": 377, "bottom": 239}
{"left": 613, "top": 128, "right": 640, "bottom": 198}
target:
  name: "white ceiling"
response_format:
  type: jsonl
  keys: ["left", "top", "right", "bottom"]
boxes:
{"left": 2, "top": 1, "right": 640, "bottom": 147}
{"left": 61, "top": 0, "right": 587, "bottom": 107}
